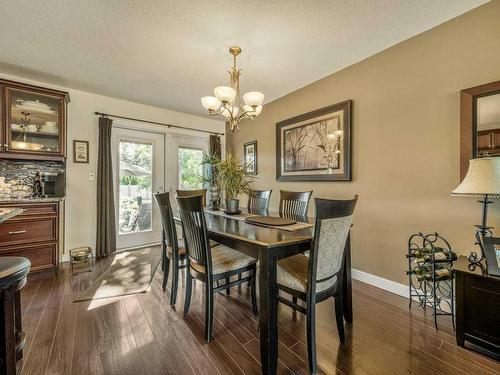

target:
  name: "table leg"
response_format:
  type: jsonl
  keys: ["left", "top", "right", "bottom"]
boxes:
{"left": 343, "top": 232, "right": 353, "bottom": 324}
{"left": 259, "top": 247, "right": 278, "bottom": 375}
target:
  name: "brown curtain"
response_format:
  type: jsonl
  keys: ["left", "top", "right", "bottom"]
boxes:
{"left": 209, "top": 134, "right": 222, "bottom": 158}
{"left": 96, "top": 116, "right": 116, "bottom": 257}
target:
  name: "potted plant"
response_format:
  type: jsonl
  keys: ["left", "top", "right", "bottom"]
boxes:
{"left": 201, "top": 152, "right": 254, "bottom": 214}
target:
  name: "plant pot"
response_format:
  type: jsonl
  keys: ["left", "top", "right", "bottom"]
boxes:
{"left": 225, "top": 198, "right": 240, "bottom": 214}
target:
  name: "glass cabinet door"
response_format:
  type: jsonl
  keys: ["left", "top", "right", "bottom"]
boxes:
{"left": 6, "top": 88, "right": 63, "bottom": 155}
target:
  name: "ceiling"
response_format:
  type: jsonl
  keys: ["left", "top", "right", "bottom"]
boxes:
{"left": 0, "top": 0, "right": 488, "bottom": 117}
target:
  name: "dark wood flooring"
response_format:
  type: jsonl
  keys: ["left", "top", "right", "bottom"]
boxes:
{"left": 15, "top": 250, "right": 500, "bottom": 374}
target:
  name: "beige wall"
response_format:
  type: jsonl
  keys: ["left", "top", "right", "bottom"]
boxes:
{"left": 228, "top": 1, "right": 500, "bottom": 285}
{"left": 0, "top": 72, "right": 225, "bottom": 258}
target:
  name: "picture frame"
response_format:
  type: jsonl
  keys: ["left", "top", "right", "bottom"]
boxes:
{"left": 276, "top": 100, "right": 351, "bottom": 181}
{"left": 482, "top": 236, "right": 500, "bottom": 277}
{"left": 73, "top": 140, "right": 89, "bottom": 163}
{"left": 244, "top": 140, "right": 257, "bottom": 175}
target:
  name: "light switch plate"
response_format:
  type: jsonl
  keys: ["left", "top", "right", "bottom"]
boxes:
{"left": 88, "top": 172, "right": 96, "bottom": 181}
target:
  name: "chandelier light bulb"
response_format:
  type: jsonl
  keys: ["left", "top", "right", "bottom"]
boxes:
{"left": 214, "top": 86, "right": 236, "bottom": 104}
{"left": 201, "top": 96, "right": 221, "bottom": 111}
{"left": 243, "top": 91, "right": 264, "bottom": 107}
{"left": 244, "top": 104, "right": 262, "bottom": 116}
{"left": 222, "top": 106, "right": 239, "bottom": 119}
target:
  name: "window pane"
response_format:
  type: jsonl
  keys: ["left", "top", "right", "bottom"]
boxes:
{"left": 118, "top": 140, "right": 153, "bottom": 234}
{"left": 178, "top": 147, "right": 203, "bottom": 190}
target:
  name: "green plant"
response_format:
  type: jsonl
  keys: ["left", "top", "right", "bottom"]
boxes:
{"left": 201, "top": 152, "right": 254, "bottom": 199}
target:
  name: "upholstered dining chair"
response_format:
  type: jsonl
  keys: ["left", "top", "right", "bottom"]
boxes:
{"left": 176, "top": 188, "right": 207, "bottom": 206}
{"left": 177, "top": 194, "right": 258, "bottom": 342}
{"left": 277, "top": 196, "right": 358, "bottom": 373}
{"left": 247, "top": 189, "right": 272, "bottom": 213}
{"left": 279, "top": 190, "right": 313, "bottom": 220}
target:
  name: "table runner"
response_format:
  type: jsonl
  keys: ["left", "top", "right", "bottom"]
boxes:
{"left": 204, "top": 209, "right": 313, "bottom": 232}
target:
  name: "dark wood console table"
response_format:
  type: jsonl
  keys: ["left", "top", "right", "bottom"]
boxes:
{"left": 453, "top": 255, "right": 500, "bottom": 357}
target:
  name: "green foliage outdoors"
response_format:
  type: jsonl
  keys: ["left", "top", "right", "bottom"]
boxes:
{"left": 179, "top": 148, "right": 204, "bottom": 189}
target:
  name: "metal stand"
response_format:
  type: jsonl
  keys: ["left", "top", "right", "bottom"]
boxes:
{"left": 407, "top": 232, "right": 455, "bottom": 330}
{"left": 468, "top": 194, "right": 494, "bottom": 265}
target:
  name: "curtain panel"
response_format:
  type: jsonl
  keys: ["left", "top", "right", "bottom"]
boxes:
{"left": 96, "top": 116, "right": 116, "bottom": 257}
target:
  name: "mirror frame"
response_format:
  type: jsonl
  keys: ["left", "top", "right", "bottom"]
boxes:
{"left": 460, "top": 80, "right": 500, "bottom": 180}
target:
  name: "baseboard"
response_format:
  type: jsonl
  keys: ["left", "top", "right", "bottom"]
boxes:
{"left": 352, "top": 268, "right": 408, "bottom": 298}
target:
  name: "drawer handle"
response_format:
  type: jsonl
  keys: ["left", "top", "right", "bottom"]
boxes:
{"left": 8, "top": 230, "right": 26, "bottom": 235}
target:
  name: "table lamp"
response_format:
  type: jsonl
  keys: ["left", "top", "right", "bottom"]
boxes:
{"left": 451, "top": 157, "right": 500, "bottom": 264}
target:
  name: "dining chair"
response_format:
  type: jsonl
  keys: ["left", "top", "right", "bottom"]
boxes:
{"left": 247, "top": 189, "right": 272, "bottom": 213}
{"left": 279, "top": 190, "right": 313, "bottom": 219}
{"left": 277, "top": 195, "right": 358, "bottom": 373}
{"left": 176, "top": 194, "right": 258, "bottom": 342}
{"left": 154, "top": 192, "right": 187, "bottom": 306}
{"left": 176, "top": 188, "right": 207, "bottom": 206}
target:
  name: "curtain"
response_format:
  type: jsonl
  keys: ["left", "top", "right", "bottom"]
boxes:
{"left": 96, "top": 116, "right": 116, "bottom": 257}
{"left": 209, "top": 134, "right": 222, "bottom": 158}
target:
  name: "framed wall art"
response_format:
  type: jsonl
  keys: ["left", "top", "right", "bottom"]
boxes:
{"left": 244, "top": 140, "right": 257, "bottom": 175}
{"left": 73, "top": 140, "right": 89, "bottom": 163}
{"left": 276, "top": 100, "right": 351, "bottom": 181}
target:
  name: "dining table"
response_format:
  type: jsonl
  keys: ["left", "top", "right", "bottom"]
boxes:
{"left": 173, "top": 208, "right": 353, "bottom": 375}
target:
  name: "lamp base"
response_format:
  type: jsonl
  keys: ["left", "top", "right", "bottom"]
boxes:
{"left": 468, "top": 195, "right": 494, "bottom": 266}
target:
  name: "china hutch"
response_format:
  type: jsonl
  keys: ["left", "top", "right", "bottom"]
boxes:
{"left": 0, "top": 79, "right": 69, "bottom": 273}
{"left": 0, "top": 79, "right": 69, "bottom": 160}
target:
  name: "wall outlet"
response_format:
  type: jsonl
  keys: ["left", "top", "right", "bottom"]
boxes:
{"left": 88, "top": 172, "right": 96, "bottom": 181}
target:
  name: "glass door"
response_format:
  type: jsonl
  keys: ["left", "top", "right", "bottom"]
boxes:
{"left": 112, "top": 128, "right": 165, "bottom": 249}
{"left": 167, "top": 136, "right": 209, "bottom": 202}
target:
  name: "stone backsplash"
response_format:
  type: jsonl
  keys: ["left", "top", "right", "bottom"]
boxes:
{"left": 0, "top": 160, "right": 65, "bottom": 197}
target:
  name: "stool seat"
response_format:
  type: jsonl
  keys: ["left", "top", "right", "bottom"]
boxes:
{"left": 0, "top": 257, "right": 31, "bottom": 289}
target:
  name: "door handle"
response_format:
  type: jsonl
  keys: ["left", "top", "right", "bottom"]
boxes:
{"left": 8, "top": 230, "right": 26, "bottom": 235}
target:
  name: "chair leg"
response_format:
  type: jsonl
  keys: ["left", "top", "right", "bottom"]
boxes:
{"left": 205, "top": 281, "right": 214, "bottom": 342}
{"left": 183, "top": 271, "right": 193, "bottom": 315}
{"left": 162, "top": 257, "right": 170, "bottom": 291}
{"left": 170, "top": 258, "right": 179, "bottom": 306}
{"left": 238, "top": 273, "right": 242, "bottom": 290}
{"left": 250, "top": 268, "right": 258, "bottom": 316}
{"left": 334, "top": 294, "right": 345, "bottom": 344}
{"left": 225, "top": 277, "right": 230, "bottom": 296}
{"left": 306, "top": 295, "right": 317, "bottom": 373}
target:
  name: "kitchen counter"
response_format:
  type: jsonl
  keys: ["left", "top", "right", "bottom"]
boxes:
{"left": 0, "top": 207, "right": 24, "bottom": 223}
{"left": 0, "top": 197, "right": 65, "bottom": 204}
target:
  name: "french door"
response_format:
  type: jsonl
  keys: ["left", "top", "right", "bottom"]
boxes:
{"left": 167, "top": 135, "right": 209, "bottom": 202}
{"left": 112, "top": 127, "right": 165, "bottom": 249}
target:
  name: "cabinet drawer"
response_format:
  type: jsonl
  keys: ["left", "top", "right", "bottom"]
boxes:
{"left": 0, "top": 217, "right": 57, "bottom": 247}
{"left": 0, "top": 243, "right": 56, "bottom": 272}
{"left": 0, "top": 202, "right": 58, "bottom": 218}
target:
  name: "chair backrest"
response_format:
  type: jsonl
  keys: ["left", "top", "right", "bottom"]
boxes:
{"left": 154, "top": 192, "right": 179, "bottom": 251}
{"left": 247, "top": 189, "right": 272, "bottom": 212}
{"left": 309, "top": 196, "right": 358, "bottom": 294}
{"left": 176, "top": 188, "right": 207, "bottom": 207}
{"left": 279, "top": 190, "right": 313, "bottom": 219}
{"left": 175, "top": 194, "right": 212, "bottom": 276}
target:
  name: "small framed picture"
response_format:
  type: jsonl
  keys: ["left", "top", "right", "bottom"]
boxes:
{"left": 482, "top": 237, "right": 500, "bottom": 277}
{"left": 73, "top": 140, "right": 89, "bottom": 163}
{"left": 244, "top": 141, "right": 257, "bottom": 175}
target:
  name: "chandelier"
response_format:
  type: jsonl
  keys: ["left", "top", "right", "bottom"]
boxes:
{"left": 201, "top": 46, "right": 264, "bottom": 132}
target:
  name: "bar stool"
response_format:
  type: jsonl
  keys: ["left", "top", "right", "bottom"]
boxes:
{"left": 0, "top": 257, "right": 31, "bottom": 375}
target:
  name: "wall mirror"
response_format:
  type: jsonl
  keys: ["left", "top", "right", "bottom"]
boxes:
{"left": 460, "top": 80, "right": 500, "bottom": 180}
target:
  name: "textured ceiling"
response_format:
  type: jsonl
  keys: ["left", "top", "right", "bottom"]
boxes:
{"left": 0, "top": 0, "right": 488, "bottom": 116}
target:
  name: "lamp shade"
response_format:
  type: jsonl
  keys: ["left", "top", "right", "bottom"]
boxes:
{"left": 451, "top": 157, "right": 500, "bottom": 198}
{"left": 243, "top": 91, "right": 264, "bottom": 107}
{"left": 214, "top": 86, "right": 236, "bottom": 103}
{"left": 201, "top": 96, "right": 221, "bottom": 111}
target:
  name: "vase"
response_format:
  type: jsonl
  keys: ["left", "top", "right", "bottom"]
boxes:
{"left": 225, "top": 198, "right": 240, "bottom": 214}
{"left": 209, "top": 186, "right": 221, "bottom": 211}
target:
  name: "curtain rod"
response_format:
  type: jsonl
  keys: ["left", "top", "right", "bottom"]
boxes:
{"left": 94, "top": 111, "right": 225, "bottom": 136}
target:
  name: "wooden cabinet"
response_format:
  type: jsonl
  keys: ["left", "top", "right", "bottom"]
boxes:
{"left": 0, "top": 79, "right": 69, "bottom": 161}
{"left": 0, "top": 202, "right": 60, "bottom": 273}
{"left": 454, "top": 256, "right": 500, "bottom": 357}
{"left": 477, "top": 128, "right": 500, "bottom": 156}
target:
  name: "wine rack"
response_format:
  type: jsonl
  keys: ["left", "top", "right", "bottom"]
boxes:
{"left": 406, "top": 232, "right": 456, "bottom": 330}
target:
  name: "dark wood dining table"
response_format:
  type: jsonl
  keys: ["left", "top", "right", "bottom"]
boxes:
{"left": 174, "top": 209, "right": 352, "bottom": 375}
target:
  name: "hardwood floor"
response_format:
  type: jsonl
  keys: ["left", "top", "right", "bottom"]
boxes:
{"left": 16, "top": 252, "right": 500, "bottom": 375}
